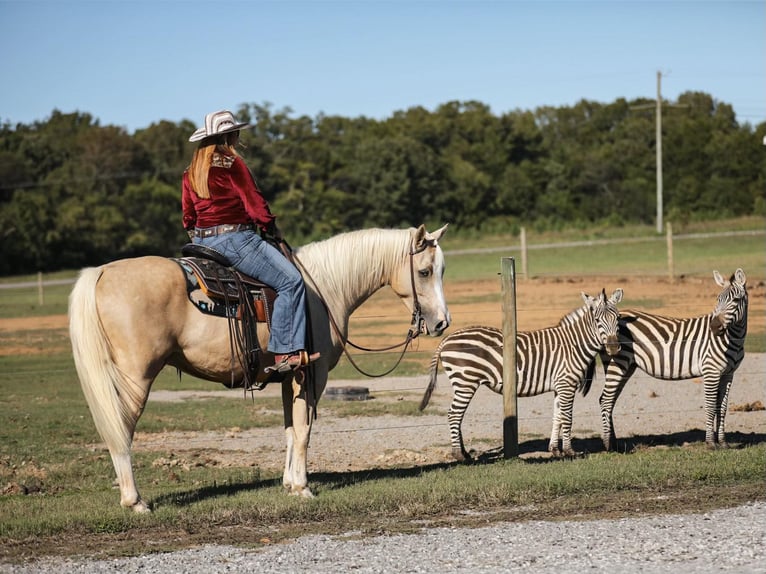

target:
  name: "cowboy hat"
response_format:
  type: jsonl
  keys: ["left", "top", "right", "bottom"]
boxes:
{"left": 189, "top": 110, "right": 251, "bottom": 142}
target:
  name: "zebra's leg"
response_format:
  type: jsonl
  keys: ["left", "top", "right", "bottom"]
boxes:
{"left": 715, "top": 373, "right": 735, "bottom": 448}
{"left": 548, "top": 391, "right": 563, "bottom": 457}
{"left": 556, "top": 383, "right": 578, "bottom": 457}
{"left": 599, "top": 361, "right": 635, "bottom": 452}
{"left": 447, "top": 381, "right": 480, "bottom": 462}
{"left": 702, "top": 372, "right": 721, "bottom": 449}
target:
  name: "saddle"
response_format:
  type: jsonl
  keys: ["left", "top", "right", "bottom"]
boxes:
{"left": 178, "top": 244, "right": 277, "bottom": 322}
{"left": 174, "top": 243, "right": 278, "bottom": 390}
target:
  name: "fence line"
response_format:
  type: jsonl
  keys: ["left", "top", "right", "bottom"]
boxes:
{"left": 1, "top": 228, "right": 763, "bottom": 293}
{"left": 443, "top": 228, "right": 765, "bottom": 256}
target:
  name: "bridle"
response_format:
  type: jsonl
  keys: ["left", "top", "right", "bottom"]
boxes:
{"left": 287, "top": 239, "right": 429, "bottom": 378}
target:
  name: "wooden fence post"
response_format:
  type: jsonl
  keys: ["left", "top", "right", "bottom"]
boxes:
{"left": 520, "top": 227, "right": 528, "bottom": 280}
{"left": 666, "top": 222, "right": 674, "bottom": 283}
{"left": 37, "top": 272, "right": 44, "bottom": 306}
{"left": 501, "top": 257, "right": 519, "bottom": 458}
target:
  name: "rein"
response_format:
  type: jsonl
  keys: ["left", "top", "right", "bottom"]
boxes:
{"left": 285, "top": 238, "right": 426, "bottom": 378}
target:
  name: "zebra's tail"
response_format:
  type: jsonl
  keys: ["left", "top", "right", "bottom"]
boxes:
{"left": 419, "top": 339, "right": 447, "bottom": 411}
{"left": 578, "top": 358, "right": 596, "bottom": 396}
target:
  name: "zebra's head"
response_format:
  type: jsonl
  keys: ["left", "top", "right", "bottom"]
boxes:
{"left": 710, "top": 268, "right": 748, "bottom": 336}
{"left": 582, "top": 288, "right": 623, "bottom": 356}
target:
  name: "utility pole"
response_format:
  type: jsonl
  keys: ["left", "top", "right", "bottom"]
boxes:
{"left": 655, "top": 70, "right": 663, "bottom": 234}
{"left": 632, "top": 71, "right": 684, "bottom": 234}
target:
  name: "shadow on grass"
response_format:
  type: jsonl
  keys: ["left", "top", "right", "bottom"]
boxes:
{"left": 149, "top": 429, "right": 765, "bottom": 510}
{"left": 511, "top": 429, "right": 766, "bottom": 462}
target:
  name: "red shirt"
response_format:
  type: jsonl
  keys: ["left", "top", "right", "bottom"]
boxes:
{"left": 182, "top": 154, "right": 276, "bottom": 233}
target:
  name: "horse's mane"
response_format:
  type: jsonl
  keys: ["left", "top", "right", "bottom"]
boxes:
{"left": 295, "top": 227, "right": 414, "bottom": 307}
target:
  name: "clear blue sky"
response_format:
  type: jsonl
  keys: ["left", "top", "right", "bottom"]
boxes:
{"left": 1, "top": 0, "right": 764, "bottom": 134}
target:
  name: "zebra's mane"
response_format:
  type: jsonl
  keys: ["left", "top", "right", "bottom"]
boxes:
{"left": 558, "top": 304, "right": 588, "bottom": 326}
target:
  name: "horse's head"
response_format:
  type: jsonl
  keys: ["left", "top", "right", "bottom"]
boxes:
{"left": 710, "top": 268, "right": 748, "bottom": 336}
{"left": 582, "top": 287, "right": 623, "bottom": 356}
{"left": 391, "top": 224, "right": 451, "bottom": 337}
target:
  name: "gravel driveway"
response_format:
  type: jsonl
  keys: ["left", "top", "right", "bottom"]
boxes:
{"left": 4, "top": 502, "right": 765, "bottom": 573}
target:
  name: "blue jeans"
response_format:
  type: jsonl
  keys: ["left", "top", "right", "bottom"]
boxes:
{"left": 195, "top": 230, "right": 307, "bottom": 354}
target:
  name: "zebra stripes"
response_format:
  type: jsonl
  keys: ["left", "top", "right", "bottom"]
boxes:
{"left": 420, "top": 288, "right": 623, "bottom": 460}
{"left": 597, "top": 269, "right": 748, "bottom": 450}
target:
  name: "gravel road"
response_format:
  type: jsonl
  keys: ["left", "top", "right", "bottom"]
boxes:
{"left": 4, "top": 502, "right": 764, "bottom": 573}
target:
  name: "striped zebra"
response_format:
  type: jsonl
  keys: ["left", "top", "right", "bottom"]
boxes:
{"left": 419, "top": 288, "right": 623, "bottom": 460}
{"left": 596, "top": 269, "right": 748, "bottom": 451}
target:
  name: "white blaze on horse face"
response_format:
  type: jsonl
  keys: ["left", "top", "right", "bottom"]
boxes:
{"left": 425, "top": 224, "right": 451, "bottom": 335}
{"left": 428, "top": 244, "right": 450, "bottom": 334}
{"left": 411, "top": 240, "right": 450, "bottom": 337}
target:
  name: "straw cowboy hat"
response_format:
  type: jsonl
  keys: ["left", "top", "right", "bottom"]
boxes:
{"left": 189, "top": 110, "right": 251, "bottom": 142}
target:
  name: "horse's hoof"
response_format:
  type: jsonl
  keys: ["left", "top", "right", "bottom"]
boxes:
{"left": 131, "top": 500, "right": 151, "bottom": 513}
{"left": 288, "top": 486, "right": 315, "bottom": 498}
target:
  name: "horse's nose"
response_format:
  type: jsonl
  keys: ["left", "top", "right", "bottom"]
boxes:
{"left": 431, "top": 318, "right": 450, "bottom": 337}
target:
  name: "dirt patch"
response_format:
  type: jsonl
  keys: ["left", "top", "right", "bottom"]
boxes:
{"left": 137, "top": 352, "right": 765, "bottom": 475}
{"left": 3, "top": 273, "right": 764, "bottom": 472}
{"left": 2, "top": 272, "right": 764, "bottom": 357}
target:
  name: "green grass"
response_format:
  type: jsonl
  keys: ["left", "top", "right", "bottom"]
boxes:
{"left": 0, "top": 350, "right": 764, "bottom": 559}
{"left": 0, "top": 282, "right": 73, "bottom": 318}
{"left": 442, "top": 232, "right": 765, "bottom": 281}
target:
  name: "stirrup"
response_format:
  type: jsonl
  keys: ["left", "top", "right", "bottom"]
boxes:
{"left": 265, "top": 350, "right": 320, "bottom": 374}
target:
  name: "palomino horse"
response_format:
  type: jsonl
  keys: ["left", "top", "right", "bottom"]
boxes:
{"left": 69, "top": 225, "right": 451, "bottom": 512}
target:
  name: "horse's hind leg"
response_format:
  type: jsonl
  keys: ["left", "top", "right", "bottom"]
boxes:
{"left": 101, "top": 368, "right": 155, "bottom": 513}
{"left": 111, "top": 453, "right": 148, "bottom": 513}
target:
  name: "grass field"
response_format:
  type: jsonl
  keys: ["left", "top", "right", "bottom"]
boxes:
{"left": 1, "top": 217, "right": 764, "bottom": 561}
{"left": 0, "top": 349, "right": 763, "bottom": 560}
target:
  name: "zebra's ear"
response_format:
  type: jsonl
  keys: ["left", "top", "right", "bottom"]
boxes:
{"left": 734, "top": 268, "right": 746, "bottom": 286}
{"left": 713, "top": 270, "right": 726, "bottom": 287}
{"left": 609, "top": 288, "right": 624, "bottom": 305}
{"left": 581, "top": 291, "right": 596, "bottom": 307}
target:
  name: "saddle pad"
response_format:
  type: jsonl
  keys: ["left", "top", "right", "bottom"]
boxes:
{"left": 175, "top": 257, "right": 277, "bottom": 323}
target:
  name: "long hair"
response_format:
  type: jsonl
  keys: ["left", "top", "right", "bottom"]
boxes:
{"left": 188, "top": 132, "right": 241, "bottom": 199}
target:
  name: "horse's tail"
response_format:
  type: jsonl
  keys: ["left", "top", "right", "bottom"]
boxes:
{"left": 418, "top": 339, "right": 447, "bottom": 411}
{"left": 69, "top": 267, "right": 132, "bottom": 456}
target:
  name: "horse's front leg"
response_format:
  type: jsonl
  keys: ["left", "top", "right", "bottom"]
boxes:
{"left": 281, "top": 376, "right": 315, "bottom": 497}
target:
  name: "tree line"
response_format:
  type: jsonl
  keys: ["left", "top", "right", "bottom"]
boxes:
{"left": 1, "top": 92, "right": 764, "bottom": 275}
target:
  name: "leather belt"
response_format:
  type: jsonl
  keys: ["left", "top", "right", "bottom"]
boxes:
{"left": 193, "top": 223, "right": 254, "bottom": 239}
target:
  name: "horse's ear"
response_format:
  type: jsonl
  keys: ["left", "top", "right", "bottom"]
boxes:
{"left": 413, "top": 224, "right": 427, "bottom": 250}
{"left": 426, "top": 223, "right": 449, "bottom": 243}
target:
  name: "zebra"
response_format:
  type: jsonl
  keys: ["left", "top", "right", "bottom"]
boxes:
{"left": 595, "top": 268, "right": 748, "bottom": 451}
{"left": 419, "top": 288, "right": 623, "bottom": 460}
